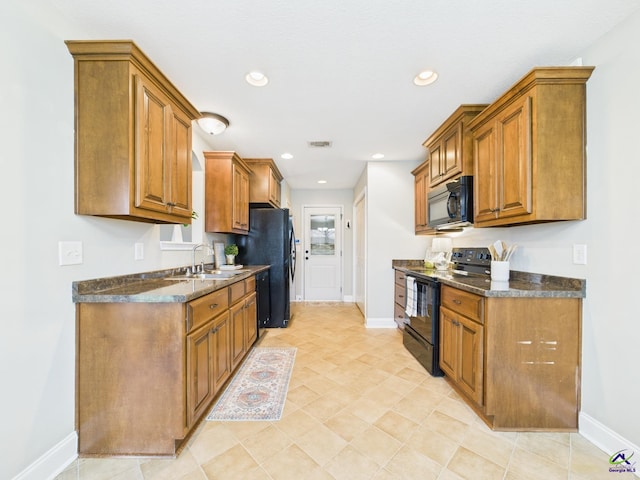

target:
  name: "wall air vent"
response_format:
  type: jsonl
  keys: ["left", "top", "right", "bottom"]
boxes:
{"left": 307, "top": 141, "right": 332, "bottom": 148}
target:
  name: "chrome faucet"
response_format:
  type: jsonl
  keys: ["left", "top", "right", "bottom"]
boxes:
{"left": 191, "top": 243, "right": 211, "bottom": 274}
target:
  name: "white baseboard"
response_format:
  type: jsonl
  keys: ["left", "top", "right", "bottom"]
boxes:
{"left": 579, "top": 412, "right": 640, "bottom": 477}
{"left": 13, "top": 431, "right": 77, "bottom": 480}
{"left": 342, "top": 295, "right": 354, "bottom": 302}
{"left": 365, "top": 317, "right": 397, "bottom": 328}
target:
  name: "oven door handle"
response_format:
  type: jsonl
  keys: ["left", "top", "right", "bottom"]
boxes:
{"left": 405, "top": 324, "right": 428, "bottom": 346}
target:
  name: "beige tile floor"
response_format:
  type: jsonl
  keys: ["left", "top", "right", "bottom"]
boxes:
{"left": 57, "top": 302, "right": 632, "bottom": 480}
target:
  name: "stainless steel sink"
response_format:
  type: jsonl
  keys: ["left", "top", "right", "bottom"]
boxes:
{"left": 165, "top": 269, "right": 249, "bottom": 280}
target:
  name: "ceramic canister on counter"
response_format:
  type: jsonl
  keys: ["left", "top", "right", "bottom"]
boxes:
{"left": 491, "top": 260, "right": 510, "bottom": 281}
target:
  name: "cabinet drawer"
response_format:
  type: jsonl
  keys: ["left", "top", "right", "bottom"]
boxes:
{"left": 395, "top": 270, "right": 407, "bottom": 286}
{"left": 245, "top": 275, "right": 256, "bottom": 293}
{"left": 229, "top": 280, "right": 246, "bottom": 304}
{"left": 187, "top": 288, "right": 229, "bottom": 332}
{"left": 441, "top": 285, "right": 484, "bottom": 324}
{"left": 394, "top": 285, "right": 406, "bottom": 307}
{"left": 394, "top": 303, "right": 406, "bottom": 324}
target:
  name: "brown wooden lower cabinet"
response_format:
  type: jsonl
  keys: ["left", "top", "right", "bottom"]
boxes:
{"left": 76, "top": 276, "right": 257, "bottom": 456}
{"left": 393, "top": 270, "right": 407, "bottom": 328}
{"left": 186, "top": 310, "right": 230, "bottom": 428}
{"left": 439, "top": 284, "right": 582, "bottom": 431}
{"left": 439, "top": 305, "right": 484, "bottom": 406}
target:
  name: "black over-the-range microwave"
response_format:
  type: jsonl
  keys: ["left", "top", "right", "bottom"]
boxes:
{"left": 427, "top": 175, "right": 474, "bottom": 230}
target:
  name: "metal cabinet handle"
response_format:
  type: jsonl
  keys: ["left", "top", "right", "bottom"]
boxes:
{"left": 453, "top": 299, "right": 462, "bottom": 305}
{"left": 209, "top": 303, "right": 219, "bottom": 309}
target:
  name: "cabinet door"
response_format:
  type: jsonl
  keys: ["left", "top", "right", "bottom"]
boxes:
{"left": 232, "top": 164, "right": 249, "bottom": 232}
{"left": 441, "top": 124, "right": 462, "bottom": 181}
{"left": 244, "top": 292, "right": 257, "bottom": 348}
{"left": 414, "top": 167, "right": 433, "bottom": 234}
{"left": 212, "top": 312, "right": 231, "bottom": 391}
{"left": 186, "top": 323, "right": 214, "bottom": 427}
{"left": 473, "top": 121, "right": 499, "bottom": 224}
{"left": 269, "top": 169, "right": 281, "bottom": 207}
{"left": 439, "top": 306, "right": 458, "bottom": 378}
{"left": 167, "top": 109, "right": 193, "bottom": 220}
{"left": 457, "top": 315, "right": 484, "bottom": 406}
{"left": 414, "top": 172, "right": 426, "bottom": 231}
{"left": 428, "top": 143, "right": 443, "bottom": 186}
{"left": 230, "top": 301, "right": 246, "bottom": 369}
{"left": 135, "top": 74, "right": 172, "bottom": 214}
{"left": 497, "top": 95, "right": 532, "bottom": 219}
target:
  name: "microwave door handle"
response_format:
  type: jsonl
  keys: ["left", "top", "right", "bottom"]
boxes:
{"left": 447, "top": 192, "right": 458, "bottom": 218}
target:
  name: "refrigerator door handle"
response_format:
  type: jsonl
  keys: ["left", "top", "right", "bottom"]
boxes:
{"left": 289, "top": 222, "right": 296, "bottom": 281}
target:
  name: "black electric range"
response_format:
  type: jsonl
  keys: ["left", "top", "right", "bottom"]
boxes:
{"left": 402, "top": 247, "right": 491, "bottom": 376}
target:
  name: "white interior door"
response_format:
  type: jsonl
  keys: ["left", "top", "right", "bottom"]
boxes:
{"left": 303, "top": 206, "right": 342, "bottom": 301}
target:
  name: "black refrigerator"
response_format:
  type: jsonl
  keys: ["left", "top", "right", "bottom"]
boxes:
{"left": 235, "top": 208, "right": 296, "bottom": 328}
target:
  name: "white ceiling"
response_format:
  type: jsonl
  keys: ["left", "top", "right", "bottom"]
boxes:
{"left": 50, "top": 0, "right": 640, "bottom": 189}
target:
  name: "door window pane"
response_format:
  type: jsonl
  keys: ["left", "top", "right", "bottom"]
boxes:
{"left": 310, "top": 215, "right": 335, "bottom": 255}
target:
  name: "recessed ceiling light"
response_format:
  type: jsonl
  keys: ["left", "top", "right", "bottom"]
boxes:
{"left": 372, "top": 153, "right": 385, "bottom": 159}
{"left": 413, "top": 70, "right": 438, "bottom": 86}
{"left": 245, "top": 71, "right": 269, "bottom": 87}
{"left": 281, "top": 153, "right": 293, "bottom": 160}
{"left": 317, "top": 180, "right": 327, "bottom": 184}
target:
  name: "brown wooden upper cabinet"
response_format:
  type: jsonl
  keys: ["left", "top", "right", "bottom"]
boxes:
{"left": 412, "top": 161, "right": 432, "bottom": 235}
{"left": 468, "top": 67, "right": 594, "bottom": 227}
{"left": 413, "top": 105, "right": 486, "bottom": 235}
{"left": 66, "top": 40, "right": 200, "bottom": 224}
{"left": 204, "top": 151, "right": 250, "bottom": 234}
{"left": 423, "top": 105, "right": 488, "bottom": 188}
{"left": 244, "top": 158, "right": 284, "bottom": 208}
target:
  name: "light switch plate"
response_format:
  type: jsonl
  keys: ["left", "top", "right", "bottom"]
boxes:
{"left": 135, "top": 243, "right": 144, "bottom": 260}
{"left": 59, "top": 241, "right": 83, "bottom": 266}
{"left": 573, "top": 244, "right": 587, "bottom": 265}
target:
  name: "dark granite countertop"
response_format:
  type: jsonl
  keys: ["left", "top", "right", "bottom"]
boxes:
{"left": 393, "top": 260, "right": 585, "bottom": 298}
{"left": 73, "top": 265, "right": 270, "bottom": 303}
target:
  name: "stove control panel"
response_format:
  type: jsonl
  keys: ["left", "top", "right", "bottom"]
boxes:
{"left": 451, "top": 247, "right": 492, "bottom": 269}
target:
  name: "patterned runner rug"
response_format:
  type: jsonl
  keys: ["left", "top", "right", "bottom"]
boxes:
{"left": 207, "top": 346, "right": 297, "bottom": 421}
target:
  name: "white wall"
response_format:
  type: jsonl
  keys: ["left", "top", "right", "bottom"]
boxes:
{"left": 0, "top": 3, "right": 226, "bottom": 478}
{"left": 574, "top": 9, "right": 640, "bottom": 451}
{"left": 357, "top": 162, "right": 430, "bottom": 326}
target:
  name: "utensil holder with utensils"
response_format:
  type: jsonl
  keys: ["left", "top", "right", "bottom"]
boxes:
{"left": 488, "top": 240, "right": 517, "bottom": 281}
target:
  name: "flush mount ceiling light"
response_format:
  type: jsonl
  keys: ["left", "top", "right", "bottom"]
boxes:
{"left": 317, "top": 180, "right": 327, "bottom": 184}
{"left": 372, "top": 153, "right": 385, "bottom": 159}
{"left": 281, "top": 153, "right": 294, "bottom": 160}
{"left": 245, "top": 71, "right": 269, "bottom": 87}
{"left": 413, "top": 70, "right": 439, "bottom": 86}
{"left": 197, "top": 112, "right": 229, "bottom": 135}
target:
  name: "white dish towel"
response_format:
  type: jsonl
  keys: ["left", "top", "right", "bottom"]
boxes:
{"left": 405, "top": 276, "right": 417, "bottom": 317}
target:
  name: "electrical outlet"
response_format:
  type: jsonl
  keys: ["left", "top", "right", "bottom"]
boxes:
{"left": 59, "top": 241, "right": 83, "bottom": 266}
{"left": 573, "top": 244, "right": 587, "bottom": 265}
{"left": 135, "top": 243, "right": 144, "bottom": 260}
